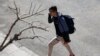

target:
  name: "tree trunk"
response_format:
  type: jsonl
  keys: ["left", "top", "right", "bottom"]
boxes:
{"left": 0, "top": 19, "right": 19, "bottom": 48}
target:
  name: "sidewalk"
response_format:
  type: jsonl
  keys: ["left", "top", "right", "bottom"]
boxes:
{"left": 0, "top": 32, "right": 39, "bottom": 56}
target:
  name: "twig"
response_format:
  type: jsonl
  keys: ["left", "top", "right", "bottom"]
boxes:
{"left": 21, "top": 8, "right": 47, "bottom": 19}
{"left": 35, "top": 4, "right": 42, "bottom": 13}
{"left": 29, "top": 0, "right": 33, "bottom": 14}
{"left": 19, "top": 19, "right": 41, "bottom": 25}
{"left": 32, "top": 3, "right": 36, "bottom": 14}
{"left": 20, "top": 26, "right": 48, "bottom": 34}
{"left": 31, "top": 24, "right": 35, "bottom": 35}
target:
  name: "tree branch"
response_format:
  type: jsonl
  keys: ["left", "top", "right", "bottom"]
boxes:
{"left": 21, "top": 8, "right": 46, "bottom": 19}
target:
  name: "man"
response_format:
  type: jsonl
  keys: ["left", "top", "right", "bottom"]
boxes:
{"left": 48, "top": 6, "right": 75, "bottom": 56}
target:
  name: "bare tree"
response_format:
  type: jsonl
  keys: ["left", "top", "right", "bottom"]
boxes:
{"left": 0, "top": 0, "right": 48, "bottom": 51}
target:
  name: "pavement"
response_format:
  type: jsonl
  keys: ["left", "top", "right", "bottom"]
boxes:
{"left": 0, "top": 0, "right": 100, "bottom": 56}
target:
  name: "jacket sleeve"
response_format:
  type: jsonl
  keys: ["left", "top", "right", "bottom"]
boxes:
{"left": 48, "top": 14, "right": 54, "bottom": 23}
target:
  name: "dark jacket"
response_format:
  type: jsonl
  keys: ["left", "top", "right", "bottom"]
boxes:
{"left": 48, "top": 13, "right": 69, "bottom": 36}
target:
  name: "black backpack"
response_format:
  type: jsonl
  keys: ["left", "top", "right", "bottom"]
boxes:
{"left": 62, "top": 15, "right": 76, "bottom": 34}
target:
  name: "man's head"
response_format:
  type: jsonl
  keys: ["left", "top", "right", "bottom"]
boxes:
{"left": 49, "top": 6, "right": 58, "bottom": 17}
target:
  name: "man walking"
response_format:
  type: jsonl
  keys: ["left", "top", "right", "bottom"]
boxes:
{"left": 48, "top": 6, "right": 75, "bottom": 56}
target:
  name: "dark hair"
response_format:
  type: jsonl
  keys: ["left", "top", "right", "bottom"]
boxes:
{"left": 49, "top": 6, "right": 57, "bottom": 12}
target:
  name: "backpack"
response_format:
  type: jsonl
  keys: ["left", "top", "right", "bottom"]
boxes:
{"left": 62, "top": 15, "right": 76, "bottom": 34}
